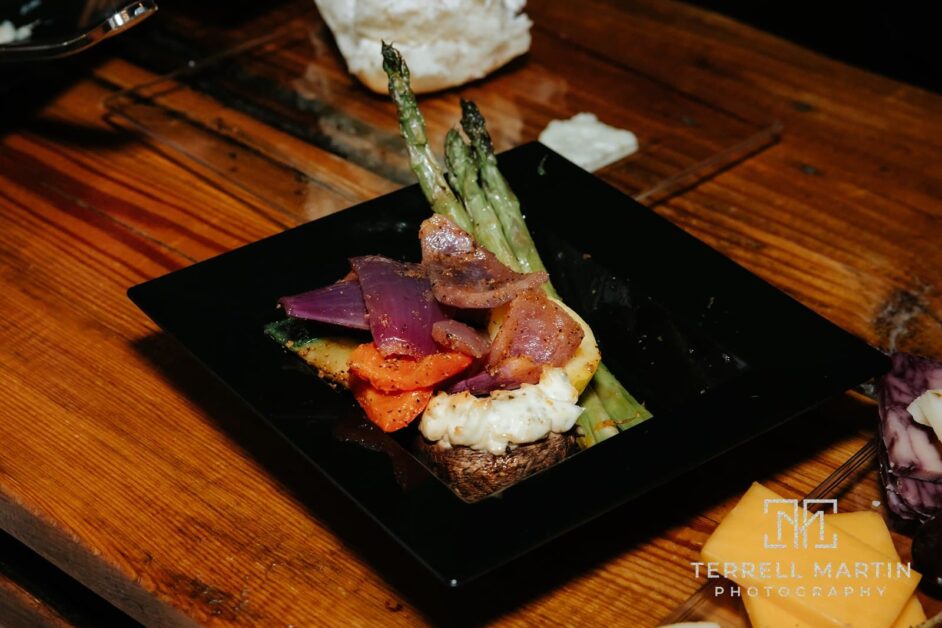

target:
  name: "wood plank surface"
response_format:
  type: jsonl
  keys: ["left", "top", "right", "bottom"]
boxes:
{"left": 0, "top": 530, "right": 138, "bottom": 628}
{"left": 0, "top": 0, "right": 940, "bottom": 625}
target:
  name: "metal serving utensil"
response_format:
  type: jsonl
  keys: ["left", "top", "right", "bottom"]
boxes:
{"left": 0, "top": 0, "right": 157, "bottom": 62}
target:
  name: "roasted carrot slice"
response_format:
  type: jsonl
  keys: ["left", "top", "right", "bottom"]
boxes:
{"left": 351, "top": 378, "right": 432, "bottom": 432}
{"left": 348, "top": 343, "right": 472, "bottom": 392}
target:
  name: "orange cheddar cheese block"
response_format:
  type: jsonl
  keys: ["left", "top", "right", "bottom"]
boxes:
{"left": 830, "top": 513, "right": 925, "bottom": 628}
{"left": 701, "top": 483, "right": 920, "bottom": 627}
{"left": 742, "top": 511, "right": 925, "bottom": 627}
{"left": 892, "top": 596, "right": 929, "bottom": 628}
{"left": 743, "top": 583, "right": 924, "bottom": 628}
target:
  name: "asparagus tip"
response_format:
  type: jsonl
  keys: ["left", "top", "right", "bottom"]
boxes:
{"left": 381, "top": 41, "right": 408, "bottom": 82}
{"left": 459, "top": 99, "right": 494, "bottom": 155}
{"left": 459, "top": 98, "right": 477, "bottom": 117}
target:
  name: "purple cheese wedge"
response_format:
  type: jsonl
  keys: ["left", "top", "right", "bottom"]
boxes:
{"left": 879, "top": 352, "right": 942, "bottom": 481}
{"left": 883, "top": 483, "right": 918, "bottom": 520}
{"left": 879, "top": 352, "right": 942, "bottom": 520}
{"left": 892, "top": 474, "right": 942, "bottom": 520}
{"left": 880, "top": 438, "right": 942, "bottom": 520}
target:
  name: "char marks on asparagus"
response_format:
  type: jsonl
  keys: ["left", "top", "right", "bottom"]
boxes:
{"left": 419, "top": 214, "right": 549, "bottom": 309}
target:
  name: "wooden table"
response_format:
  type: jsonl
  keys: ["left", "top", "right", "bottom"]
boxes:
{"left": 2, "top": 0, "right": 941, "bottom": 625}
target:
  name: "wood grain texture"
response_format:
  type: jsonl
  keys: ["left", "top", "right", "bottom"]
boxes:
{"left": 0, "top": 0, "right": 940, "bottom": 626}
{"left": 529, "top": 0, "right": 942, "bottom": 358}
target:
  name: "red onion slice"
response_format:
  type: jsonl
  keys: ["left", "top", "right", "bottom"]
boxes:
{"left": 432, "top": 320, "right": 491, "bottom": 358}
{"left": 351, "top": 255, "right": 445, "bottom": 358}
{"left": 447, "top": 370, "right": 517, "bottom": 396}
{"left": 279, "top": 280, "right": 369, "bottom": 330}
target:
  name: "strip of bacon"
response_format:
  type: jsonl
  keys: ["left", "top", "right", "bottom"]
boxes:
{"left": 487, "top": 289, "right": 584, "bottom": 384}
{"left": 419, "top": 215, "right": 548, "bottom": 308}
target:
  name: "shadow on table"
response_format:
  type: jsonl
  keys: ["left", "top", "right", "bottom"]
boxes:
{"left": 0, "top": 531, "right": 140, "bottom": 628}
{"left": 133, "top": 331, "right": 877, "bottom": 626}
{"left": 0, "top": 37, "right": 150, "bottom": 145}
{"left": 1, "top": 52, "right": 95, "bottom": 136}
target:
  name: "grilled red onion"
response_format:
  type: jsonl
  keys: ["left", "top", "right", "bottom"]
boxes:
{"left": 279, "top": 280, "right": 369, "bottom": 330}
{"left": 351, "top": 255, "right": 445, "bottom": 358}
{"left": 432, "top": 320, "right": 491, "bottom": 358}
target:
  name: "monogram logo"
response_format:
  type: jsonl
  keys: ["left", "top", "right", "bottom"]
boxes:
{"left": 763, "top": 498, "right": 838, "bottom": 550}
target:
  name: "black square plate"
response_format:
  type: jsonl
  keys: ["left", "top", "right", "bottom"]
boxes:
{"left": 129, "top": 142, "right": 888, "bottom": 586}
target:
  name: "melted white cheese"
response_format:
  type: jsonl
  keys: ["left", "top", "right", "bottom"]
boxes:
{"left": 908, "top": 389, "right": 942, "bottom": 441}
{"left": 419, "top": 368, "right": 582, "bottom": 455}
{"left": 538, "top": 113, "right": 638, "bottom": 171}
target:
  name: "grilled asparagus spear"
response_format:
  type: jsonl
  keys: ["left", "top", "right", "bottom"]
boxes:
{"left": 593, "top": 362, "right": 652, "bottom": 429}
{"left": 381, "top": 42, "right": 474, "bottom": 233}
{"left": 443, "top": 129, "right": 520, "bottom": 270}
{"left": 576, "top": 387, "right": 619, "bottom": 448}
{"left": 459, "top": 100, "right": 554, "bottom": 287}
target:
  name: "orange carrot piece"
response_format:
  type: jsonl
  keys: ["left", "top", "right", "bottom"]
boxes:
{"left": 351, "top": 378, "right": 432, "bottom": 432}
{"left": 348, "top": 343, "right": 472, "bottom": 392}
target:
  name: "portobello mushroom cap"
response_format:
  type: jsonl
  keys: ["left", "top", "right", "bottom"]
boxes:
{"left": 414, "top": 431, "right": 578, "bottom": 502}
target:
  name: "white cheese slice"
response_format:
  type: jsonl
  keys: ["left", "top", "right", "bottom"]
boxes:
{"left": 538, "top": 113, "right": 638, "bottom": 171}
